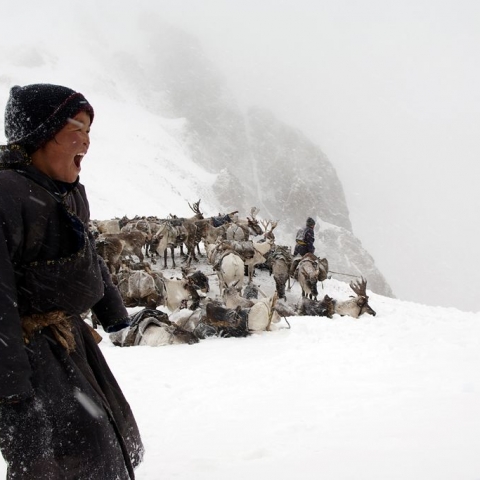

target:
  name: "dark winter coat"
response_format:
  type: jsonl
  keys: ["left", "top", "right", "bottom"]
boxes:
{"left": 294, "top": 225, "right": 315, "bottom": 257}
{"left": 0, "top": 152, "right": 143, "bottom": 479}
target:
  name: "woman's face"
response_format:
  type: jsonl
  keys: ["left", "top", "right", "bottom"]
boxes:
{"left": 32, "top": 110, "right": 91, "bottom": 183}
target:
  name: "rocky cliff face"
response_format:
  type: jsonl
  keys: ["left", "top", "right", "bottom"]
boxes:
{"left": 245, "top": 109, "right": 393, "bottom": 297}
{"left": 245, "top": 107, "right": 352, "bottom": 232}
{"left": 143, "top": 25, "right": 394, "bottom": 298}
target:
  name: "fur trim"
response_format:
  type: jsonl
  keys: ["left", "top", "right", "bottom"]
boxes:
{"left": 0, "top": 144, "right": 31, "bottom": 169}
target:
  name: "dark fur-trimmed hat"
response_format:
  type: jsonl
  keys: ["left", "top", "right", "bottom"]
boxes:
{"left": 306, "top": 217, "right": 316, "bottom": 227}
{"left": 4, "top": 83, "right": 94, "bottom": 154}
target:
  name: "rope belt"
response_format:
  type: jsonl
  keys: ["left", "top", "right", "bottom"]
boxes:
{"left": 21, "top": 310, "right": 76, "bottom": 353}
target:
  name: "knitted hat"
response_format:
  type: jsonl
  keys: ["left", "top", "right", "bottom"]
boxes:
{"left": 306, "top": 217, "right": 315, "bottom": 227}
{"left": 4, "top": 83, "right": 94, "bottom": 154}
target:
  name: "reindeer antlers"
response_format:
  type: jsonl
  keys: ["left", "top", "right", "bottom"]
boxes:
{"left": 188, "top": 199, "right": 202, "bottom": 215}
{"left": 260, "top": 219, "right": 278, "bottom": 232}
{"left": 250, "top": 207, "right": 260, "bottom": 219}
{"left": 349, "top": 276, "right": 369, "bottom": 298}
{"left": 260, "top": 219, "right": 278, "bottom": 242}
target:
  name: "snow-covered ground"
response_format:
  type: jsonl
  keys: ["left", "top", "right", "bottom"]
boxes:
{"left": 2, "top": 262, "right": 478, "bottom": 479}
{"left": 111, "top": 273, "right": 480, "bottom": 480}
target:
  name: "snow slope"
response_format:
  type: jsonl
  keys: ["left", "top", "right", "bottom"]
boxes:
{"left": 1, "top": 266, "right": 478, "bottom": 479}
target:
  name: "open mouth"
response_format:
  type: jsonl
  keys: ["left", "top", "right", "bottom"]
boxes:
{"left": 74, "top": 153, "right": 85, "bottom": 168}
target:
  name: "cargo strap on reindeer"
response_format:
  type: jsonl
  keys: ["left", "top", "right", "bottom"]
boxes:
{"left": 266, "top": 292, "right": 278, "bottom": 331}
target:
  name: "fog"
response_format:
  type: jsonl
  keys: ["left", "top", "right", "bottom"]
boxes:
{"left": 148, "top": 0, "right": 480, "bottom": 312}
{"left": 2, "top": 0, "right": 480, "bottom": 311}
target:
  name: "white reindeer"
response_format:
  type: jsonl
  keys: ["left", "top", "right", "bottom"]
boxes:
{"left": 205, "top": 243, "right": 245, "bottom": 296}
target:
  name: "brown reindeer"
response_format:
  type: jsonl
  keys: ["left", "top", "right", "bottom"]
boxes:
{"left": 268, "top": 245, "right": 293, "bottom": 301}
{"left": 101, "top": 231, "right": 146, "bottom": 263}
{"left": 96, "top": 231, "right": 146, "bottom": 273}
{"left": 180, "top": 199, "right": 206, "bottom": 265}
{"left": 183, "top": 200, "right": 238, "bottom": 266}
{"left": 96, "top": 236, "right": 123, "bottom": 274}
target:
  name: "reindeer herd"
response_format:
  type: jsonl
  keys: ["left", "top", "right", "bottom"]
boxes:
{"left": 91, "top": 200, "right": 377, "bottom": 347}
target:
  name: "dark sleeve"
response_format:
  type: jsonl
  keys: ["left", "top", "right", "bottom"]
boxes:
{"left": 72, "top": 184, "right": 130, "bottom": 332}
{"left": 305, "top": 228, "right": 315, "bottom": 253}
{"left": 91, "top": 252, "right": 130, "bottom": 333}
{"left": 0, "top": 195, "right": 34, "bottom": 402}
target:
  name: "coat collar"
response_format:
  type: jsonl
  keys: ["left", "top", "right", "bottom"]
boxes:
{"left": 0, "top": 144, "right": 79, "bottom": 197}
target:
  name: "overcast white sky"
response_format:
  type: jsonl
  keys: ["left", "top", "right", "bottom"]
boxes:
{"left": 148, "top": 0, "right": 480, "bottom": 311}
{"left": 2, "top": 0, "right": 479, "bottom": 311}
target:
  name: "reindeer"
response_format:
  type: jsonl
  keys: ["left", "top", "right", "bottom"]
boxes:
{"left": 92, "top": 218, "right": 121, "bottom": 235}
{"left": 249, "top": 220, "right": 278, "bottom": 282}
{"left": 230, "top": 207, "right": 264, "bottom": 239}
{"left": 96, "top": 231, "right": 147, "bottom": 272}
{"left": 153, "top": 267, "right": 210, "bottom": 312}
{"left": 182, "top": 199, "right": 207, "bottom": 265}
{"left": 267, "top": 245, "right": 292, "bottom": 300}
{"left": 148, "top": 201, "right": 204, "bottom": 266}
{"left": 217, "top": 220, "right": 277, "bottom": 284}
{"left": 161, "top": 216, "right": 189, "bottom": 262}
{"left": 150, "top": 221, "right": 181, "bottom": 268}
{"left": 333, "top": 277, "right": 377, "bottom": 318}
{"left": 317, "top": 257, "right": 329, "bottom": 282}
{"left": 296, "top": 295, "right": 336, "bottom": 317}
{"left": 202, "top": 222, "right": 231, "bottom": 246}
{"left": 96, "top": 236, "right": 123, "bottom": 274}
{"left": 183, "top": 200, "right": 240, "bottom": 265}
{"left": 222, "top": 285, "right": 295, "bottom": 331}
{"left": 222, "top": 284, "right": 256, "bottom": 309}
{"left": 205, "top": 243, "right": 245, "bottom": 296}
{"left": 200, "top": 302, "right": 250, "bottom": 338}
{"left": 225, "top": 222, "right": 246, "bottom": 241}
{"left": 199, "top": 292, "right": 282, "bottom": 337}
{"left": 120, "top": 216, "right": 153, "bottom": 253}
{"left": 109, "top": 309, "right": 199, "bottom": 347}
{"left": 294, "top": 253, "right": 321, "bottom": 300}
{"left": 297, "top": 277, "right": 376, "bottom": 318}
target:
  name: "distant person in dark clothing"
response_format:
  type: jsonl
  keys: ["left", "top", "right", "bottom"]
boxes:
{"left": 294, "top": 217, "right": 316, "bottom": 257}
{"left": 291, "top": 217, "right": 316, "bottom": 278}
